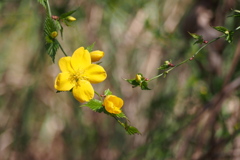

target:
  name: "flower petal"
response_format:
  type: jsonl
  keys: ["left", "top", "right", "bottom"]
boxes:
{"left": 71, "top": 47, "right": 91, "bottom": 71}
{"left": 72, "top": 80, "right": 94, "bottom": 103}
{"left": 54, "top": 72, "right": 75, "bottom": 91}
{"left": 84, "top": 64, "right": 107, "bottom": 83}
{"left": 59, "top": 56, "right": 74, "bottom": 73}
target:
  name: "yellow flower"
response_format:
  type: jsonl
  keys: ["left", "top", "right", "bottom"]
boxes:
{"left": 54, "top": 47, "right": 107, "bottom": 102}
{"left": 50, "top": 31, "right": 58, "bottom": 38}
{"left": 90, "top": 50, "right": 104, "bottom": 62}
{"left": 103, "top": 95, "right": 124, "bottom": 114}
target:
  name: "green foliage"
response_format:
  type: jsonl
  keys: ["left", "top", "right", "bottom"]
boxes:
{"left": 37, "top": 0, "right": 47, "bottom": 8}
{"left": 59, "top": 9, "right": 78, "bottom": 19}
{"left": 125, "top": 73, "right": 150, "bottom": 90}
{"left": 104, "top": 89, "right": 112, "bottom": 96}
{"left": 124, "top": 124, "right": 141, "bottom": 135}
{"left": 45, "top": 40, "right": 59, "bottom": 62}
{"left": 80, "top": 99, "right": 104, "bottom": 113}
{"left": 213, "top": 26, "right": 234, "bottom": 43}
{"left": 86, "top": 43, "right": 95, "bottom": 52}
{"left": 188, "top": 32, "right": 204, "bottom": 44}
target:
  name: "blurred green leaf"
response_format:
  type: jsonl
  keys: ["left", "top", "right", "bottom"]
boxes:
{"left": 59, "top": 9, "right": 78, "bottom": 19}
{"left": 188, "top": 32, "right": 204, "bottom": 44}
{"left": 86, "top": 43, "right": 95, "bottom": 52}
{"left": 213, "top": 26, "right": 228, "bottom": 34}
{"left": 115, "top": 112, "right": 127, "bottom": 119}
{"left": 45, "top": 40, "right": 59, "bottom": 62}
{"left": 104, "top": 89, "right": 112, "bottom": 96}
{"left": 140, "top": 81, "right": 151, "bottom": 90}
{"left": 81, "top": 99, "right": 104, "bottom": 113}
{"left": 125, "top": 124, "right": 141, "bottom": 135}
{"left": 37, "top": 0, "right": 47, "bottom": 8}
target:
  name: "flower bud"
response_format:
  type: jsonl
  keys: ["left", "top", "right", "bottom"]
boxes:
{"left": 51, "top": 15, "right": 59, "bottom": 20}
{"left": 90, "top": 50, "right": 104, "bottom": 62}
{"left": 135, "top": 74, "right": 142, "bottom": 83}
{"left": 50, "top": 31, "right": 58, "bottom": 38}
{"left": 103, "top": 95, "right": 124, "bottom": 114}
{"left": 66, "top": 16, "right": 76, "bottom": 22}
{"left": 225, "top": 30, "right": 229, "bottom": 34}
{"left": 164, "top": 61, "right": 170, "bottom": 65}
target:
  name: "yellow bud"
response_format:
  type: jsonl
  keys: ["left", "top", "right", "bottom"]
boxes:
{"left": 90, "top": 50, "right": 104, "bottom": 62}
{"left": 135, "top": 74, "right": 142, "bottom": 82}
{"left": 50, "top": 31, "right": 58, "bottom": 38}
{"left": 164, "top": 61, "right": 170, "bottom": 65}
{"left": 103, "top": 95, "right": 123, "bottom": 114}
{"left": 225, "top": 30, "right": 229, "bottom": 34}
{"left": 66, "top": 16, "right": 76, "bottom": 22}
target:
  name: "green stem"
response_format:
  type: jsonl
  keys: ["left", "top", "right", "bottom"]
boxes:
{"left": 46, "top": 0, "right": 52, "bottom": 17}
{"left": 148, "top": 34, "right": 225, "bottom": 82}
{"left": 59, "top": 43, "right": 68, "bottom": 56}
{"left": 94, "top": 91, "right": 102, "bottom": 101}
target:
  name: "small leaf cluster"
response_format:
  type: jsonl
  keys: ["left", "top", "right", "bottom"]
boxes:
{"left": 158, "top": 60, "right": 174, "bottom": 70}
{"left": 81, "top": 89, "right": 141, "bottom": 135}
{"left": 125, "top": 73, "right": 150, "bottom": 90}
{"left": 213, "top": 26, "right": 234, "bottom": 43}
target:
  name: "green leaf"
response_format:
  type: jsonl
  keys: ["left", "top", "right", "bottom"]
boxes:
{"left": 86, "top": 43, "right": 95, "bottom": 52}
{"left": 125, "top": 79, "right": 139, "bottom": 87}
{"left": 140, "top": 81, "right": 151, "bottom": 90}
{"left": 104, "top": 89, "right": 112, "bottom": 96}
{"left": 37, "top": 0, "right": 47, "bottom": 8}
{"left": 125, "top": 124, "right": 141, "bottom": 135}
{"left": 188, "top": 32, "right": 204, "bottom": 44}
{"left": 81, "top": 99, "right": 104, "bottom": 113}
{"left": 59, "top": 9, "right": 78, "bottom": 19}
{"left": 45, "top": 40, "right": 60, "bottom": 62}
{"left": 115, "top": 112, "right": 127, "bottom": 119}
{"left": 213, "top": 26, "right": 228, "bottom": 34}
{"left": 229, "top": 9, "right": 240, "bottom": 17}
{"left": 44, "top": 17, "right": 58, "bottom": 36}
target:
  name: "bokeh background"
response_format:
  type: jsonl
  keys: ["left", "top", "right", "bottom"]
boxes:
{"left": 1, "top": 0, "right": 240, "bottom": 159}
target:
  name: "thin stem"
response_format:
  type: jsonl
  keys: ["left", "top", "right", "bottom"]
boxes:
{"left": 59, "top": 43, "right": 68, "bottom": 56}
{"left": 94, "top": 91, "right": 102, "bottom": 101}
{"left": 148, "top": 34, "right": 225, "bottom": 82}
{"left": 46, "top": 0, "right": 52, "bottom": 17}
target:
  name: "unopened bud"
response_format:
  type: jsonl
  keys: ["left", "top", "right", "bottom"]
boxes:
{"left": 90, "top": 50, "right": 104, "bottom": 62}
{"left": 145, "top": 78, "right": 149, "bottom": 81}
{"left": 169, "top": 64, "right": 175, "bottom": 67}
{"left": 225, "top": 30, "right": 229, "bottom": 34}
{"left": 164, "top": 61, "right": 170, "bottom": 65}
{"left": 135, "top": 74, "right": 142, "bottom": 83}
{"left": 189, "top": 57, "right": 194, "bottom": 61}
{"left": 51, "top": 15, "right": 59, "bottom": 20}
{"left": 203, "top": 40, "right": 208, "bottom": 44}
{"left": 66, "top": 16, "right": 76, "bottom": 22}
{"left": 50, "top": 31, "right": 58, "bottom": 38}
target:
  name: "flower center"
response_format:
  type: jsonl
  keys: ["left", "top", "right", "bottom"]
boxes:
{"left": 69, "top": 69, "right": 88, "bottom": 84}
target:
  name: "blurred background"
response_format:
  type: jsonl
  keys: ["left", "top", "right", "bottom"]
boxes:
{"left": 1, "top": 0, "right": 240, "bottom": 159}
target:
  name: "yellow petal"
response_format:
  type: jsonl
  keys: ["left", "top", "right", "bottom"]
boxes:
{"left": 72, "top": 80, "right": 94, "bottom": 103}
{"left": 59, "top": 56, "right": 74, "bottom": 73}
{"left": 54, "top": 72, "right": 75, "bottom": 91}
{"left": 90, "top": 50, "right": 104, "bottom": 62}
{"left": 84, "top": 64, "right": 107, "bottom": 83}
{"left": 71, "top": 47, "right": 91, "bottom": 71}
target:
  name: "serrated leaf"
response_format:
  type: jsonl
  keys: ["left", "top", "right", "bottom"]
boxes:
{"left": 125, "top": 125, "right": 141, "bottom": 135}
{"left": 213, "top": 26, "right": 228, "bottom": 34}
{"left": 81, "top": 99, "right": 104, "bottom": 113}
{"left": 44, "top": 17, "right": 58, "bottom": 36}
{"left": 59, "top": 9, "right": 77, "bottom": 19}
{"left": 46, "top": 40, "right": 60, "bottom": 62}
{"left": 86, "top": 43, "right": 95, "bottom": 52}
{"left": 38, "top": 0, "right": 47, "bottom": 8}
{"left": 104, "top": 89, "right": 112, "bottom": 96}
{"left": 115, "top": 112, "right": 127, "bottom": 119}
{"left": 125, "top": 79, "right": 139, "bottom": 87}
